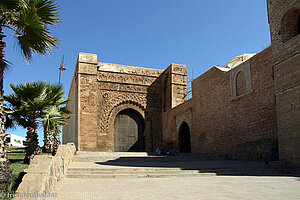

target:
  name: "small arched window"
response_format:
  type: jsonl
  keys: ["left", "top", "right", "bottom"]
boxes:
{"left": 281, "top": 8, "right": 300, "bottom": 43}
{"left": 236, "top": 71, "right": 247, "bottom": 96}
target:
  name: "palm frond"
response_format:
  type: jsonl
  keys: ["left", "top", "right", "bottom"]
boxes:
{"left": 15, "top": 7, "right": 59, "bottom": 60}
{"left": 5, "top": 81, "right": 71, "bottom": 132}
{"left": 0, "top": 0, "right": 21, "bottom": 10}
{"left": 1, "top": 0, "right": 60, "bottom": 61}
{"left": 59, "top": 106, "right": 72, "bottom": 117}
{"left": 0, "top": 58, "right": 12, "bottom": 72}
{"left": 30, "top": 0, "right": 60, "bottom": 25}
{"left": 0, "top": 0, "right": 27, "bottom": 25}
{"left": 41, "top": 105, "right": 66, "bottom": 131}
{"left": 4, "top": 114, "right": 15, "bottom": 130}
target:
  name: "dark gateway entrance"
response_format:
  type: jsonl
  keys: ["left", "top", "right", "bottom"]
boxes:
{"left": 114, "top": 108, "right": 145, "bottom": 152}
{"left": 178, "top": 122, "right": 191, "bottom": 153}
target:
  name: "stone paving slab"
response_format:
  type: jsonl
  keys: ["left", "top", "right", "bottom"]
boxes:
{"left": 50, "top": 176, "right": 300, "bottom": 200}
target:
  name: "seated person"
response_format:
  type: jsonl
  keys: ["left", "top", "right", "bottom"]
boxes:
{"left": 167, "top": 148, "right": 176, "bottom": 156}
{"left": 155, "top": 148, "right": 162, "bottom": 156}
{"left": 264, "top": 148, "right": 279, "bottom": 165}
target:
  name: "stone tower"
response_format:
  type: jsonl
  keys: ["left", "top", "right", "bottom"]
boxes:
{"left": 267, "top": 0, "right": 300, "bottom": 169}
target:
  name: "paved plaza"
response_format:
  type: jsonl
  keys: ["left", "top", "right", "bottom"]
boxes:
{"left": 46, "top": 153, "right": 300, "bottom": 200}
{"left": 51, "top": 175, "right": 300, "bottom": 200}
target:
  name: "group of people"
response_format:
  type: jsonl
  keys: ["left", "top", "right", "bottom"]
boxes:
{"left": 155, "top": 147, "right": 279, "bottom": 165}
{"left": 155, "top": 148, "right": 179, "bottom": 156}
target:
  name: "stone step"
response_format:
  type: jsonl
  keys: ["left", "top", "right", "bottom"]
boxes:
{"left": 269, "top": 161, "right": 280, "bottom": 169}
{"left": 73, "top": 156, "right": 151, "bottom": 162}
{"left": 69, "top": 153, "right": 281, "bottom": 179}
{"left": 66, "top": 172, "right": 217, "bottom": 179}
{"left": 66, "top": 166, "right": 278, "bottom": 179}
{"left": 76, "top": 151, "right": 149, "bottom": 156}
{"left": 67, "top": 168, "right": 201, "bottom": 174}
{"left": 74, "top": 154, "right": 224, "bottom": 162}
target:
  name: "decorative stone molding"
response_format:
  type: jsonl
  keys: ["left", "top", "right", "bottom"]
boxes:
{"left": 97, "top": 72, "right": 157, "bottom": 86}
{"left": 107, "top": 102, "right": 146, "bottom": 150}
{"left": 98, "top": 62, "right": 163, "bottom": 77}
{"left": 98, "top": 92, "right": 147, "bottom": 135}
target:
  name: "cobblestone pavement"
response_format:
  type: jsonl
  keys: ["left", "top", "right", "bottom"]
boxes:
{"left": 50, "top": 176, "right": 300, "bottom": 200}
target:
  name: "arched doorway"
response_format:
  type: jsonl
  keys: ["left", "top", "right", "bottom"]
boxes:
{"left": 114, "top": 108, "right": 145, "bottom": 152}
{"left": 178, "top": 122, "right": 191, "bottom": 153}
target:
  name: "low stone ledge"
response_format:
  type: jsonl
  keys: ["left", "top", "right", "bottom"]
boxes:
{"left": 55, "top": 143, "right": 76, "bottom": 169}
{"left": 14, "top": 143, "right": 76, "bottom": 199}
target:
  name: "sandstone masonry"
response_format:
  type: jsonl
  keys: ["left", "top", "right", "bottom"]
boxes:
{"left": 163, "top": 48, "right": 278, "bottom": 160}
{"left": 63, "top": 54, "right": 187, "bottom": 152}
{"left": 267, "top": 0, "right": 300, "bottom": 169}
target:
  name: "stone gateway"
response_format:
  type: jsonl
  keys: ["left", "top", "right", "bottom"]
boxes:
{"left": 63, "top": 0, "right": 300, "bottom": 171}
{"left": 62, "top": 53, "right": 187, "bottom": 152}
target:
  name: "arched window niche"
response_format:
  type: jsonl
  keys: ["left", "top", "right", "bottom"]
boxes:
{"left": 230, "top": 60, "right": 252, "bottom": 99}
{"left": 236, "top": 71, "right": 247, "bottom": 96}
{"left": 281, "top": 8, "right": 300, "bottom": 43}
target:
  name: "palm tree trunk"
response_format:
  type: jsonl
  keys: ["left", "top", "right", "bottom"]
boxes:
{"left": 25, "top": 120, "right": 40, "bottom": 164}
{"left": 0, "top": 25, "right": 13, "bottom": 184}
{"left": 52, "top": 130, "right": 61, "bottom": 155}
{"left": 43, "top": 129, "right": 52, "bottom": 153}
{"left": 0, "top": 26, "right": 7, "bottom": 159}
{"left": 0, "top": 134, "right": 13, "bottom": 184}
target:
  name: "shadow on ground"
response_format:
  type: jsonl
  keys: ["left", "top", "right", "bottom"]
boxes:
{"left": 94, "top": 155, "right": 300, "bottom": 177}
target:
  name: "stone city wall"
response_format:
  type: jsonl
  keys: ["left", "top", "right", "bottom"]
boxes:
{"left": 163, "top": 47, "right": 278, "bottom": 160}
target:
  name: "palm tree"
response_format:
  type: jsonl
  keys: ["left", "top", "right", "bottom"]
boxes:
{"left": 42, "top": 104, "right": 70, "bottom": 153}
{"left": 0, "top": 0, "right": 60, "bottom": 162}
{"left": 4, "top": 81, "right": 58, "bottom": 163}
{"left": 42, "top": 83, "right": 70, "bottom": 153}
{"left": 42, "top": 106, "right": 64, "bottom": 153}
{"left": 52, "top": 127, "right": 60, "bottom": 155}
{"left": 52, "top": 105, "right": 71, "bottom": 154}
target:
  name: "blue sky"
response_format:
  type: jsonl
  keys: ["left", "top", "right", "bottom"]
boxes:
{"left": 3, "top": 0, "right": 271, "bottom": 145}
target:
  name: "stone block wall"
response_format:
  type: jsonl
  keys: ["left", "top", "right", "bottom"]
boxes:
{"left": 163, "top": 48, "right": 278, "bottom": 160}
{"left": 62, "top": 61, "right": 78, "bottom": 149}
{"left": 162, "top": 64, "right": 187, "bottom": 111}
{"left": 162, "top": 99, "right": 193, "bottom": 151}
{"left": 267, "top": 0, "right": 300, "bottom": 169}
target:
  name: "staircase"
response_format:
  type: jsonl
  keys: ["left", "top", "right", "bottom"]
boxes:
{"left": 65, "top": 152, "right": 280, "bottom": 179}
